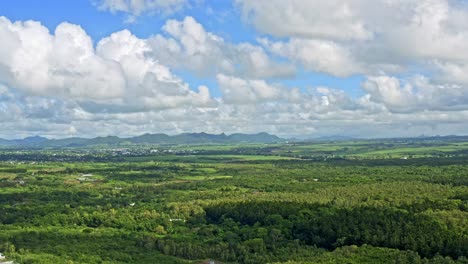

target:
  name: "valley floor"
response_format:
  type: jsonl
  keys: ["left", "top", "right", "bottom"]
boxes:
{"left": 0, "top": 139, "right": 467, "bottom": 263}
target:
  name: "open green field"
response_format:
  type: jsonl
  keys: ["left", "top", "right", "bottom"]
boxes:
{"left": 147, "top": 137, "right": 468, "bottom": 160}
{"left": 0, "top": 138, "right": 467, "bottom": 263}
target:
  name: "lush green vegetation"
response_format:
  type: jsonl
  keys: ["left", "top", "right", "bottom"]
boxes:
{"left": 0, "top": 138, "right": 467, "bottom": 263}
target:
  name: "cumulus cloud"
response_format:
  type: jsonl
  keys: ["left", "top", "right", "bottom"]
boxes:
{"left": 363, "top": 75, "right": 468, "bottom": 113}
{"left": 236, "top": 0, "right": 468, "bottom": 46}
{"left": 237, "top": 0, "right": 372, "bottom": 41}
{"left": 0, "top": 16, "right": 213, "bottom": 112}
{"left": 3, "top": 74, "right": 468, "bottom": 139}
{"left": 238, "top": 0, "right": 468, "bottom": 79}
{"left": 260, "top": 38, "right": 363, "bottom": 77}
{"left": 217, "top": 74, "right": 283, "bottom": 104}
{"left": 0, "top": 17, "right": 126, "bottom": 99}
{"left": 96, "top": 28, "right": 214, "bottom": 110}
{"left": 147, "top": 16, "right": 295, "bottom": 79}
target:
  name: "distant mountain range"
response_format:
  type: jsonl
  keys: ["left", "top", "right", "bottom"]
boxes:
{"left": 0, "top": 132, "right": 285, "bottom": 147}
{"left": 2, "top": 133, "right": 467, "bottom": 148}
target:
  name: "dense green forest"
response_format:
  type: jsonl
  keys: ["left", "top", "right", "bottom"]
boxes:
{"left": 0, "top": 139, "right": 467, "bottom": 263}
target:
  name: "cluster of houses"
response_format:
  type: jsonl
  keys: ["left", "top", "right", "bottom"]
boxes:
{"left": 108, "top": 148, "right": 199, "bottom": 156}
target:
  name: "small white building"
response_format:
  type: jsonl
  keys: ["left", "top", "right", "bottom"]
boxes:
{"left": 169, "top": 218, "right": 186, "bottom": 222}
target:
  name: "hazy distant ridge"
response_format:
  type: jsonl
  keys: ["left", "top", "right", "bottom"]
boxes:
{"left": 0, "top": 132, "right": 284, "bottom": 147}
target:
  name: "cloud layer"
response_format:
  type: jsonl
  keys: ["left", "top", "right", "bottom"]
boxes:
{"left": 2, "top": 0, "right": 468, "bottom": 138}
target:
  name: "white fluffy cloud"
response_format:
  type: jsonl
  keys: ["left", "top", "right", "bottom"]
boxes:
{"left": 96, "top": 28, "right": 213, "bottom": 110}
{"left": 238, "top": 0, "right": 468, "bottom": 79}
{"left": 237, "top": 0, "right": 372, "bottom": 41}
{"left": 0, "top": 16, "right": 213, "bottom": 112}
{"left": 237, "top": 0, "right": 468, "bottom": 48}
{"left": 217, "top": 74, "right": 281, "bottom": 104}
{"left": 4, "top": 74, "right": 468, "bottom": 139}
{"left": 0, "top": 17, "right": 126, "bottom": 99}
{"left": 147, "top": 16, "right": 294, "bottom": 79}
{"left": 363, "top": 75, "right": 468, "bottom": 113}
{"left": 260, "top": 38, "right": 363, "bottom": 77}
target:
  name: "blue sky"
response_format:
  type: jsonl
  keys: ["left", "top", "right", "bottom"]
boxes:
{"left": 1, "top": 0, "right": 468, "bottom": 138}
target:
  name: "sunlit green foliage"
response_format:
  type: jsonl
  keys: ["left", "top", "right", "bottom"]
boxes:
{"left": 0, "top": 138, "right": 467, "bottom": 263}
